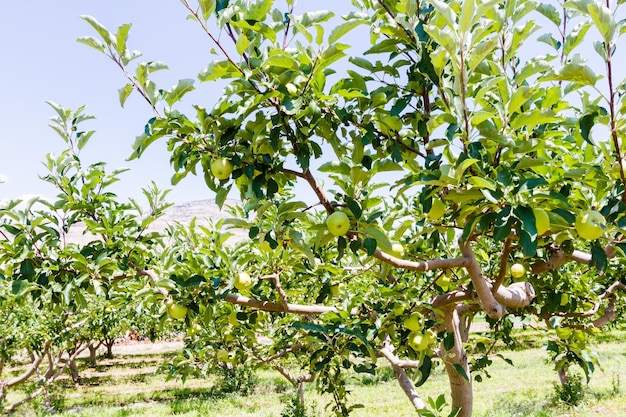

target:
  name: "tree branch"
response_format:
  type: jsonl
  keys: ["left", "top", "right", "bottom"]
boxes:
{"left": 224, "top": 293, "right": 337, "bottom": 315}
{"left": 459, "top": 241, "right": 506, "bottom": 319}
{"left": 373, "top": 249, "right": 468, "bottom": 271}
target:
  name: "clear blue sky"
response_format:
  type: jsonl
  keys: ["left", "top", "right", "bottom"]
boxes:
{"left": 0, "top": 1, "right": 355, "bottom": 205}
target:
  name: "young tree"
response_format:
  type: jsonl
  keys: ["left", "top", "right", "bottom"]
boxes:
{"left": 34, "top": 0, "right": 626, "bottom": 415}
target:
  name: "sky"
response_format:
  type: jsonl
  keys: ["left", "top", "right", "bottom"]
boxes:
{"left": 0, "top": 1, "right": 356, "bottom": 205}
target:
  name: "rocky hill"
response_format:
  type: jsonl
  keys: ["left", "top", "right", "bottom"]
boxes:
{"left": 66, "top": 199, "right": 249, "bottom": 244}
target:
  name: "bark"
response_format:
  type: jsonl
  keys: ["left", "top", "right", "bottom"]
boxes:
{"left": 441, "top": 305, "right": 472, "bottom": 417}
{"left": 377, "top": 345, "right": 425, "bottom": 410}
{"left": 224, "top": 293, "right": 337, "bottom": 315}
{"left": 460, "top": 241, "right": 505, "bottom": 319}
{"left": 88, "top": 342, "right": 101, "bottom": 368}
{"left": 105, "top": 339, "right": 115, "bottom": 359}
{"left": 392, "top": 366, "right": 426, "bottom": 410}
{"left": 68, "top": 357, "right": 82, "bottom": 384}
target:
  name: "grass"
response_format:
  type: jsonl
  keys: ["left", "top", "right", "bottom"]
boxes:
{"left": 3, "top": 327, "right": 625, "bottom": 417}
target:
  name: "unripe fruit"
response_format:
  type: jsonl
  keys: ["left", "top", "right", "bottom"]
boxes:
{"left": 326, "top": 211, "right": 350, "bottom": 236}
{"left": 168, "top": 303, "right": 188, "bottom": 320}
{"left": 408, "top": 331, "right": 429, "bottom": 351}
{"left": 211, "top": 158, "right": 233, "bottom": 180}
{"left": 391, "top": 243, "right": 404, "bottom": 257}
{"left": 510, "top": 263, "right": 526, "bottom": 278}
{"left": 234, "top": 272, "right": 254, "bottom": 291}
{"left": 575, "top": 210, "right": 605, "bottom": 240}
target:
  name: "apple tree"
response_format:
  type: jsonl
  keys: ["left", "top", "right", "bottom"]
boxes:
{"left": 0, "top": 103, "right": 174, "bottom": 412}
{"left": 75, "top": 0, "right": 626, "bottom": 415}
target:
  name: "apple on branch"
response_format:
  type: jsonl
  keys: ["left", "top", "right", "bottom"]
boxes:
{"left": 234, "top": 271, "right": 254, "bottom": 291}
{"left": 326, "top": 211, "right": 350, "bottom": 236}
{"left": 167, "top": 302, "right": 188, "bottom": 320}
{"left": 575, "top": 210, "right": 605, "bottom": 240}
{"left": 211, "top": 158, "right": 233, "bottom": 180}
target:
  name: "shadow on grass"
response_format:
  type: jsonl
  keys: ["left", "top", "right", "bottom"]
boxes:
{"left": 62, "top": 385, "right": 226, "bottom": 411}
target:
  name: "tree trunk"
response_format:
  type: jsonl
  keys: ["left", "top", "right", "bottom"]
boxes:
{"left": 441, "top": 305, "right": 472, "bottom": 417}
{"left": 105, "top": 339, "right": 115, "bottom": 359}
{"left": 87, "top": 342, "right": 102, "bottom": 368}
{"left": 68, "top": 358, "right": 82, "bottom": 384}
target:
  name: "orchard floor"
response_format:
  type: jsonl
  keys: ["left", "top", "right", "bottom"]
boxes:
{"left": 3, "top": 328, "right": 626, "bottom": 417}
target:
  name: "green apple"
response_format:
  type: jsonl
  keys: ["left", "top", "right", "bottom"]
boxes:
{"left": 391, "top": 243, "right": 404, "bottom": 257}
{"left": 533, "top": 208, "right": 550, "bottom": 235}
{"left": 407, "top": 331, "right": 429, "bottom": 351}
{"left": 326, "top": 211, "right": 350, "bottom": 236}
{"left": 428, "top": 199, "right": 446, "bottom": 221}
{"left": 234, "top": 271, "right": 254, "bottom": 291}
{"left": 510, "top": 263, "right": 526, "bottom": 278}
{"left": 168, "top": 303, "right": 188, "bottom": 320}
{"left": 403, "top": 312, "right": 424, "bottom": 331}
{"left": 211, "top": 158, "right": 233, "bottom": 180}
{"left": 216, "top": 349, "right": 230, "bottom": 362}
{"left": 560, "top": 293, "right": 569, "bottom": 306}
{"left": 575, "top": 210, "right": 605, "bottom": 240}
{"left": 286, "top": 82, "right": 298, "bottom": 95}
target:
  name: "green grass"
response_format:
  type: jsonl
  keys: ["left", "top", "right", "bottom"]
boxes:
{"left": 4, "top": 328, "right": 626, "bottom": 417}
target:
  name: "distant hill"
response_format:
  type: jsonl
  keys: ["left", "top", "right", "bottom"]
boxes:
{"left": 66, "top": 199, "right": 249, "bottom": 245}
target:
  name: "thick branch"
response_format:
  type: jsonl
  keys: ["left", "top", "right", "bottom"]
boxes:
{"left": 531, "top": 245, "right": 616, "bottom": 274}
{"left": 373, "top": 249, "right": 468, "bottom": 272}
{"left": 224, "top": 293, "right": 337, "bottom": 315}
{"left": 493, "top": 238, "right": 512, "bottom": 291}
{"left": 492, "top": 281, "right": 536, "bottom": 309}
{"left": 283, "top": 169, "right": 334, "bottom": 213}
{"left": 4, "top": 341, "right": 51, "bottom": 388}
{"left": 460, "top": 241, "right": 505, "bottom": 319}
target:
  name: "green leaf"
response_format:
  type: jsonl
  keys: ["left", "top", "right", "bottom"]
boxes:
{"left": 76, "top": 36, "right": 106, "bottom": 52}
{"left": 590, "top": 244, "right": 607, "bottom": 271}
{"left": 346, "top": 198, "right": 362, "bottom": 219}
{"left": 328, "top": 19, "right": 366, "bottom": 45}
{"left": 362, "top": 227, "right": 392, "bottom": 252}
{"left": 415, "top": 355, "right": 432, "bottom": 387}
{"left": 115, "top": 23, "right": 132, "bottom": 57}
{"left": 579, "top": 111, "right": 603, "bottom": 145}
{"left": 264, "top": 53, "right": 299, "bottom": 70}
{"left": 429, "top": 0, "right": 458, "bottom": 29}
{"left": 458, "top": 0, "right": 475, "bottom": 33}
{"left": 468, "top": 176, "right": 496, "bottom": 191}
{"left": 199, "top": 0, "right": 217, "bottom": 20}
{"left": 81, "top": 15, "right": 116, "bottom": 46}
{"left": 118, "top": 84, "right": 134, "bottom": 108}
{"left": 453, "top": 364, "right": 470, "bottom": 382}
{"left": 363, "top": 237, "right": 377, "bottom": 256}
{"left": 537, "top": 3, "right": 561, "bottom": 26}
{"left": 587, "top": 1, "right": 615, "bottom": 43}
{"left": 198, "top": 60, "right": 241, "bottom": 81}
{"left": 244, "top": 0, "right": 272, "bottom": 21}
{"left": 540, "top": 62, "right": 599, "bottom": 86}
{"left": 165, "top": 79, "right": 195, "bottom": 106}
